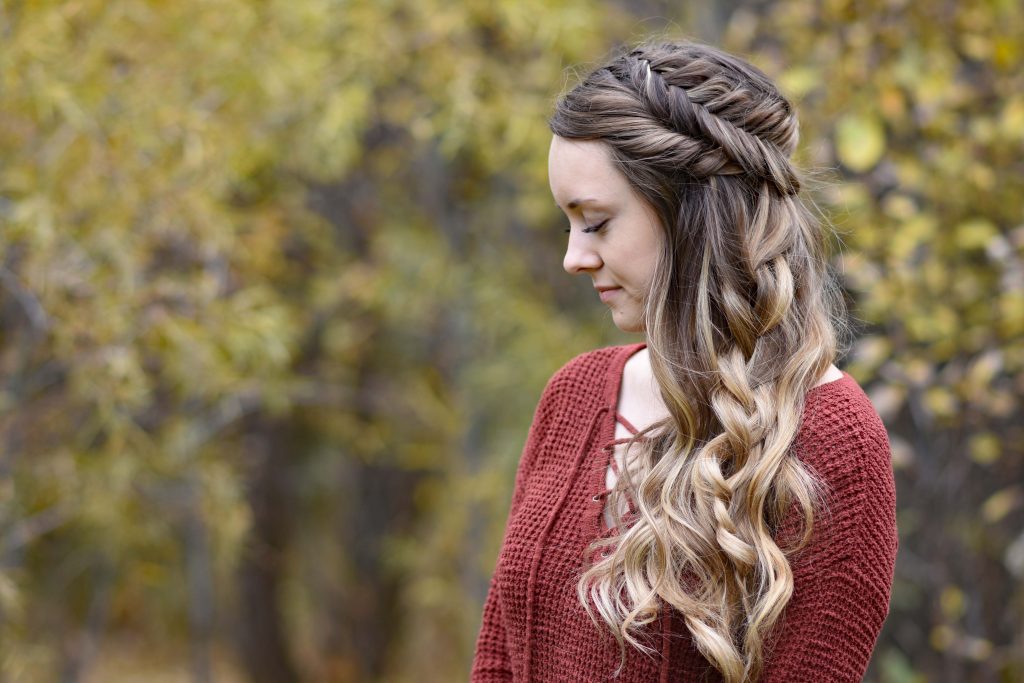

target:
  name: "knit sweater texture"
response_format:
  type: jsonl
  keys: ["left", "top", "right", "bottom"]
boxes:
{"left": 470, "top": 342, "right": 898, "bottom": 682}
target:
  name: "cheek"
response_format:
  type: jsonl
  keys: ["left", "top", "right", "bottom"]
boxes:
{"left": 642, "top": 236, "right": 663, "bottom": 282}
{"left": 625, "top": 243, "right": 659, "bottom": 279}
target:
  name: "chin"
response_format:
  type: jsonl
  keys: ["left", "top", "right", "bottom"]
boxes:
{"left": 612, "top": 312, "right": 645, "bottom": 334}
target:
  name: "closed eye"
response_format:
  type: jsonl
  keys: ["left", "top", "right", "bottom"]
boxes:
{"left": 564, "top": 219, "right": 609, "bottom": 234}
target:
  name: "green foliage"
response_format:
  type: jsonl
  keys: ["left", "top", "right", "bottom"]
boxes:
{"left": 1, "top": 0, "right": 620, "bottom": 679}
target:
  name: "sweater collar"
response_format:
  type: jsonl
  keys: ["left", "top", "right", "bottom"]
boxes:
{"left": 603, "top": 342, "right": 649, "bottom": 408}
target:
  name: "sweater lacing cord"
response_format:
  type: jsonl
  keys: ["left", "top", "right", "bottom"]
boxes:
{"left": 522, "top": 404, "right": 609, "bottom": 683}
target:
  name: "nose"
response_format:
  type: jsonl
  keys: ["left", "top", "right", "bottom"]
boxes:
{"left": 563, "top": 230, "right": 602, "bottom": 275}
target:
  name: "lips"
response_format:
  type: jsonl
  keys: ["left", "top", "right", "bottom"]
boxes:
{"left": 597, "top": 287, "right": 622, "bottom": 303}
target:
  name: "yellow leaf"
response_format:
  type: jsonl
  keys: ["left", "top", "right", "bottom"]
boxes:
{"left": 835, "top": 113, "right": 886, "bottom": 172}
{"left": 939, "top": 585, "right": 965, "bottom": 619}
{"left": 982, "top": 486, "right": 1022, "bottom": 523}
{"left": 922, "top": 385, "right": 958, "bottom": 419}
{"left": 878, "top": 85, "right": 905, "bottom": 120}
{"left": 881, "top": 193, "right": 917, "bottom": 220}
{"left": 1000, "top": 96, "right": 1024, "bottom": 141}
{"left": 999, "top": 292, "right": 1024, "bottom": 337}
{"left": 903, "top": 359, "right": 933, "bottom": 385}
{"left": 968, "top": 432, "right": 1000, "bottom": 466}
{"left": 994, "top": 37, "right": 1020, "bottom": 70}
{"left": 889, "top": 214, "right": 936, "bottom": 262}
{"left": 964, "top": 349, "right": 1002, "bottom": 391}
{"left": 956, "top": 219, "right": 998, "bottom": 250}
{"left": 930, "top": 625, "right": 954, "bottom": 651}
{"left": 778, "top": 66, "right": 819, "bottom": 99}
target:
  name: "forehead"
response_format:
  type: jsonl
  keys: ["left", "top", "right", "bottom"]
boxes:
{"left": 548, "top": 136, "right": 627, "bottom": 206}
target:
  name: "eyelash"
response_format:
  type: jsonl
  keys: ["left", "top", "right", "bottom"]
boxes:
{"left": 564, "top": 219, "right": 609, "bottom": 234}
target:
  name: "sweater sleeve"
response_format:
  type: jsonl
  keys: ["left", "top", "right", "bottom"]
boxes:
{"left": 760, "top": 405, "right": 899, "bottom": 682}
{"left": 470, "top": 371, "right": 560, "bottom": 682}
{"left": 471, "top": 570, "right": 513, "bottom": 681}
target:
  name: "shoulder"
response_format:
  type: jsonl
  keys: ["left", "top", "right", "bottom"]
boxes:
{"left": 523, "top": 343, "right": 642, "bottom": 444}
{"left": 540, "top": 342, "right": 641, "bottom": 402}
{"left": 509, "top": 344, "right": 640, "bottom": 504}
{"left": 796, "top": 372, "right": 892, "bottom": 476}
{"left": 792, "top": 373, "right": 898, "bottom": 559}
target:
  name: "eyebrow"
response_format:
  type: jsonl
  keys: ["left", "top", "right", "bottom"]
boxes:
{"left": 556, "top": 197, "right": 602, "bottom": 210}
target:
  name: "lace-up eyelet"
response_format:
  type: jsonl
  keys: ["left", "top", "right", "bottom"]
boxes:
{"left": 592, "top": 493, "right": 602, "bottom": 502}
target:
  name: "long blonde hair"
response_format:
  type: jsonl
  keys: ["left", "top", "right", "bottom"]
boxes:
{"left": 549, "top": 39, "right": 853, "bottom": 681}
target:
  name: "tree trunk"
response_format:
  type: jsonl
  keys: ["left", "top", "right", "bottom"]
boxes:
{"left": 234, "top": 417, "right": 301, "bottom": 683}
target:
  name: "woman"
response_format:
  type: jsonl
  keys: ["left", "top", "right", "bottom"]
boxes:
{"left": 471, "top": 38, "right": 898, "bottom": 682}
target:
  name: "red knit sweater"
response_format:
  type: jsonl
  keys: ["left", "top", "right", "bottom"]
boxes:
{"left": 470, "top": 342, "right": 898, "bottom": 682}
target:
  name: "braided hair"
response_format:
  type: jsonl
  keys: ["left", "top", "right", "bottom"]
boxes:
{"left": 550, "top": 39, "right": 852, "bottom": 681}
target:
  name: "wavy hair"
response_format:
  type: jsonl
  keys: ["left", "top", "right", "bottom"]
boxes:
{"left": 549, "top": 39, "right": 853, "bottom": 681}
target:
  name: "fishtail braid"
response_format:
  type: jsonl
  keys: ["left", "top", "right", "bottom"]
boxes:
{"left": 607, "top": 48, "right": 802, "bottom": 197}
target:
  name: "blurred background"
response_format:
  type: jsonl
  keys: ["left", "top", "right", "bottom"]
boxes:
{"left": 1, "top": 0, "right": 1021, "bottom": 681}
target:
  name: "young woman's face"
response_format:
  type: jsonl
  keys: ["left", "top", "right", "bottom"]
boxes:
{"left": 548, "top": 135, "right": 664, "bottom": 334}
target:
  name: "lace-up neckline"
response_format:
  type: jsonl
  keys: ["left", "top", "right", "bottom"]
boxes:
{"left": 581, "top": 343, "right": 652, "bottom": 555}
{"left": 600, "top": 412, "right": 649, "bottom": 531}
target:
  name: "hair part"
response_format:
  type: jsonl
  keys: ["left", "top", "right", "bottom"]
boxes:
{"left": 550, "top": 38, "right": 853, "bottom": 681}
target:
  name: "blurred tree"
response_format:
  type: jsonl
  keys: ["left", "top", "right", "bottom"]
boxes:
{"left": 0, "top": 0, "right": 619, "bottom": 680}
{"left": 720, "top": 1, "right": 1024, "bottom": 680}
